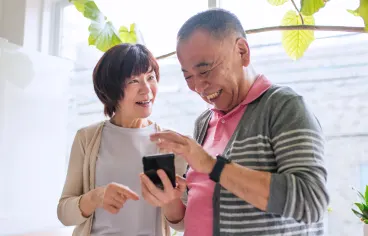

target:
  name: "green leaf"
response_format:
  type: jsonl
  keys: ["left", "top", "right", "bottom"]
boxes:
{"left": 352, "top": 208, "right": 364, "bottom": 218}
{"left": 267, "top": 0, "right": 289, "bottom": 6}
{"left": 70, "top": 0, "right": 104, "bottom": 21}
{"left": 354, "top": 187, "right": 366, "bottom": 203}
{"left": 347, "top": 0, "right": 368, "bottom": 30}
{"left": 83, "top": 1, "right": 104, "bottom": 21}
{"left": 88, "top": 20, "right": 122, "bottom": 52}
{"left": 119, "top": 24, "right": 137, "bottom": 44}
{"left": 69, "top": 0, "right": 90, "bottom": 14}
{"left": 281, "top": 10, "right": 315, "bottom": 60}
{"left": 300, "top": 0, "right": 326, "bottom": 16}
{"left": 347, "top": 9, "right": 360, "bottom": 17}
{"left": 355, "top": 203, "right": 365, "bottom": 213}
{"left": 365, "top": 185, "right": 368, "bottom": 205}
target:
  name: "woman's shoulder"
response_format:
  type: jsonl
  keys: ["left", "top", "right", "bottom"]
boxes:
{"left": 75, "top": 121, "right": 106, "bottom": 143}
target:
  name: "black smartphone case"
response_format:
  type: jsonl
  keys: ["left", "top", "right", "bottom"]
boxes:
{"left": 142, "top": 153, "right": 176, "bottom": 189}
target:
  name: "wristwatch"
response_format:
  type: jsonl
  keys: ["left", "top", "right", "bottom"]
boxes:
{"left": 209, "top": 155, "right": 231, "bottom": 183}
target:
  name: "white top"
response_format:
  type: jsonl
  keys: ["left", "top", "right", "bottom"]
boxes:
{"left": 90, "top": 121, "right": 162, "bottom": 236}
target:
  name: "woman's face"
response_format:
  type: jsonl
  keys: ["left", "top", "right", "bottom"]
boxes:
{"left": 118, "top": 70, "right": 158, "bottom": 119}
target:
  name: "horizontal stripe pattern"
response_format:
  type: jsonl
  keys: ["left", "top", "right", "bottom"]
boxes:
{"left": 218, "top": 129, "right": 327, "bottom": 235}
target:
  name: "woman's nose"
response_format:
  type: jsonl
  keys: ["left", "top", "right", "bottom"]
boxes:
{"left": 140, "top": 82, "right": 151, "bottom": 94}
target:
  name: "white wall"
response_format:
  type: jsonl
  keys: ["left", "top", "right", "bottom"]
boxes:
{"left": 0, "top": 39, "right": 73, "bottom": 235}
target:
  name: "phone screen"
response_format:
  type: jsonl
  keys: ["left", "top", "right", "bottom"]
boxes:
{"left": 142, "top": 153, "right": 176, "bottom": 189}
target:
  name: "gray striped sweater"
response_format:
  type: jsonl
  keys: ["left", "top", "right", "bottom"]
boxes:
{"left": 191, "top": 84, "right": 329, "bottom": 236}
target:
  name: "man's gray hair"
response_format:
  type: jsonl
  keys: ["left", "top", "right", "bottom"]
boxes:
{"left": 177, "top": 8, "right": 246, "bottom": 41}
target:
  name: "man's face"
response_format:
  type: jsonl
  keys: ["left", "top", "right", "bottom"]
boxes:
{"left": 177, "top": 30, "right": 250, "bottom": 113}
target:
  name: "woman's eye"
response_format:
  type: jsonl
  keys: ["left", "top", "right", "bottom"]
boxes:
{"left": 128, "top": 80, "right": 138, "bottom": 84}
{"left": 200, "top": 71, "right": 209, "bottom": 75}
{"left": 148, "top": 75, "right": 155, "bottom": 80}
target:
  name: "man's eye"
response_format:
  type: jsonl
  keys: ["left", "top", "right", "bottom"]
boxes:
{"left": 185, "top": 75, "right": 193, "bottom": 80}
{"left": 200, "top": 71, "right": 209, "bottom": 75}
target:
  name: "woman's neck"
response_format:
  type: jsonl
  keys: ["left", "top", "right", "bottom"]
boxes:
{"left": 110, "top": 114, "right": 151, "bottom": 128}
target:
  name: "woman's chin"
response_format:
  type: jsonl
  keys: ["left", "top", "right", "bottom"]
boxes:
{"left": 139, "top": 110, "right": 152, "bottom": 119}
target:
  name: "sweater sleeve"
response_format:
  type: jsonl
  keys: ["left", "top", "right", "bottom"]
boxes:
{"left": 266, "top": 96, "right": 330, "bottom": 224}
{"left": 57, "top": 130, "right": 91, "bottom": 226}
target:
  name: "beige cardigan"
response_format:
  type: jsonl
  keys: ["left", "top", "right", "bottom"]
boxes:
{"left": 57, "top": 121, "right": 187, "bottom": 236}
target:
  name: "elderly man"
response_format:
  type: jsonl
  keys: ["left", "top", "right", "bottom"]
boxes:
{"left": 140, "top": 8, "right": 329, "bottom": 236}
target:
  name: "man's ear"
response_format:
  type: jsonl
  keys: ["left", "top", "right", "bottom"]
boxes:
{"left": 236, "top": 37, "right": 250, "bottom": 67}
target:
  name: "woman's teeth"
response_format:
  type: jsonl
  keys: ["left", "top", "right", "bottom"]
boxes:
{"left": 206, "top": 90, "right": 221, "bottom": 100}
{"left": 136, "top": 100, "right": 150, "bottom": 104}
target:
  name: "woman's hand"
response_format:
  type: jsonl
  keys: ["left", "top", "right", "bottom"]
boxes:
{"left": 140, "top": 170, "right": 186, "bottom": 207}
{"left": 93, "top": 182, "right": 140, "bottom": 214}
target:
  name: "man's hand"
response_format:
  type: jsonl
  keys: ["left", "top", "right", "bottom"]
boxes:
{"left": 149, "top": 130, "right": 216, "bottom": 174}
{"left": 93, "top": 182, "right": 140, "bottom": 214}
{"left": 140, "top": 170, "right": 186, "bottom": 207}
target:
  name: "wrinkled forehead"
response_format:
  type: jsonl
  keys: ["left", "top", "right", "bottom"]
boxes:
{"left": 177, "top": 31, "right": 232, "bottom": 71}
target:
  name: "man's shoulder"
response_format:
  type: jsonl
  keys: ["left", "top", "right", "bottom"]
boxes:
{"left": 263, "top": 83, "right": 302, "bottom": 104}
{"left": 194, "top": 108, "right": 212, "bottom": 126}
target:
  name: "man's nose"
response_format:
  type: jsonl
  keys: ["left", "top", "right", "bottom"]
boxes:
{"left": 194, "top": 77, "right": 209, "bottom": 95}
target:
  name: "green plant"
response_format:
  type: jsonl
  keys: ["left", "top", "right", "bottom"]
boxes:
{"left": 69, "top": 0, "right": 368, "bottom": 60}
{"left": 352, "top": 185, "right": 368, "bottom": 224}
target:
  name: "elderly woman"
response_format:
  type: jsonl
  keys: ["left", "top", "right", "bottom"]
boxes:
{"left": 57, "top": 43, "right": 186, "bottom": 236}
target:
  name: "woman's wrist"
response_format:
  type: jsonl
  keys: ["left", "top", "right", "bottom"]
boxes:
{"left": 90, "top": 187, "right": 104, "bottom": 208}
{"left": 79, "top": 188, "right": 102, "bottom": 217}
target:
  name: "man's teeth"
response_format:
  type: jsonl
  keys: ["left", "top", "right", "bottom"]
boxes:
{"left": 207, "top": 90, "right": 221, "bottom": 100}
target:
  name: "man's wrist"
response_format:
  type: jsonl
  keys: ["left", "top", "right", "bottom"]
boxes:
{"left": 209, "top": 155, "right": 232, "bottom": 182}
{"left": 202, "top": 154, "right": 216, "bottom": 174}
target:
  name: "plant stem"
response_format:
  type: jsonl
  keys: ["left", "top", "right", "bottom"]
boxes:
{"left": 246, "top": 25, "right": 366, "bottom": 34}
{"left": 156, "top": 25, "right": 367, "bottom": 60}
{"left": 291, "top": 0, "right": 304, "bottom": 25}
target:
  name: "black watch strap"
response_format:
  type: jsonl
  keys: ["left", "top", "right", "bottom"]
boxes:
{"left": 209, "top": 155, "right": 231, "bottom": 183}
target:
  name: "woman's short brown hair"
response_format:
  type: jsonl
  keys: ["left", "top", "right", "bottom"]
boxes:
{"left": 93, "top": 43, "right": 159, "bottom": 117}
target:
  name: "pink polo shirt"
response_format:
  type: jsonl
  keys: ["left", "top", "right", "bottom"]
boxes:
{"left": 184, "top": 75, "right": 272, "bottom": 236}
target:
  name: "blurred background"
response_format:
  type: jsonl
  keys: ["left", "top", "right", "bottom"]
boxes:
{"left": 0, "top": 0, "right": 367, "bottom": 235}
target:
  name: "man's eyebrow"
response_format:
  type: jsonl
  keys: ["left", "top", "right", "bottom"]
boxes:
{"left": 195, "top": 62, "right": 213, "bottom": 68}
{"left": 181, "top": 61, "right": 214, "bottom": 72}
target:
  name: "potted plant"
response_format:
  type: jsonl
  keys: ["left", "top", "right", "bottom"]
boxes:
{"left": 352, "top": 185, "right": 368, "bottom": 236}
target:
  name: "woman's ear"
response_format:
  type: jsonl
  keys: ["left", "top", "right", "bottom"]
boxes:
{"left": 236, "top": 37, "right": 250, "bottom": 67}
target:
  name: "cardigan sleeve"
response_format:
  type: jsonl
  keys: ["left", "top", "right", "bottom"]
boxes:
{"left": 57, "top": 129, "right": 92, "bottom": 226}
{"left": 266, "top": 96, "right": 329, "bottom": 224}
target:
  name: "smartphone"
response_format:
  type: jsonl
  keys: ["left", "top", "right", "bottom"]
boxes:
{"left": 142, "top": 153, "right": 176, "bottom": 190}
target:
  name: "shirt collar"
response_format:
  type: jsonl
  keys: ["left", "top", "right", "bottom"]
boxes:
{"left": 211, "top": 74, "right": 272, "bottom": 117}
